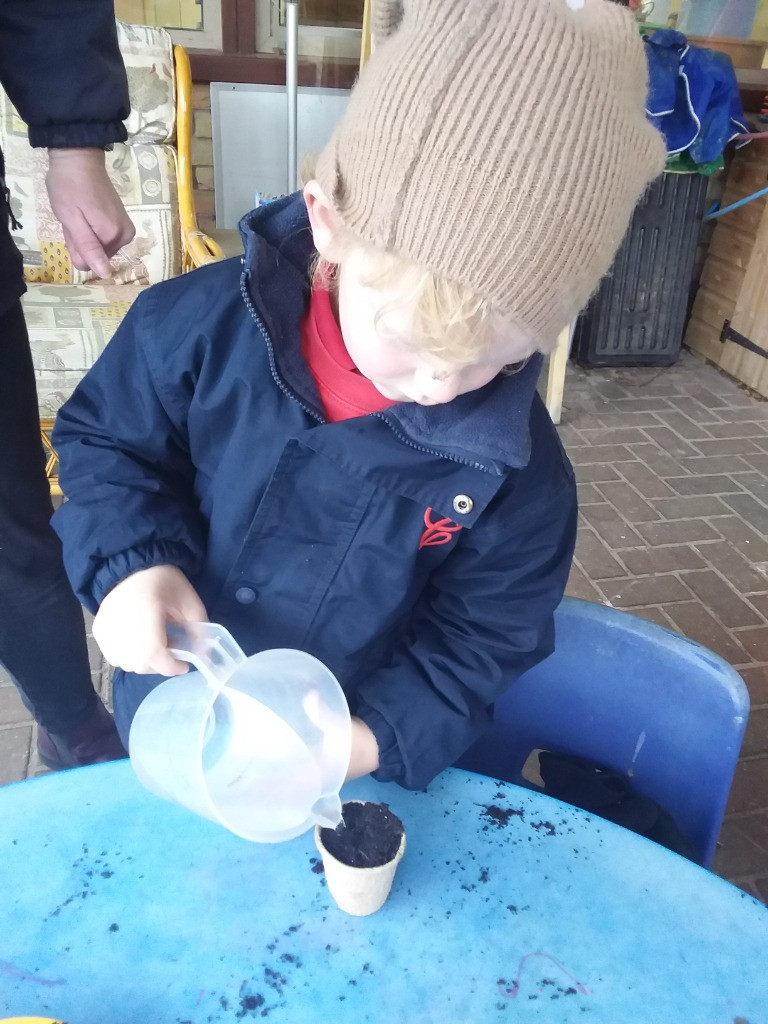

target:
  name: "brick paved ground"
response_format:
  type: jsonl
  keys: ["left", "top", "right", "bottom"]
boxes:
{"left": 1, "top": 349, "right": 767, "bottom": 899}
{"left": 561, "top": 351, "right": 768, "bottom": 900}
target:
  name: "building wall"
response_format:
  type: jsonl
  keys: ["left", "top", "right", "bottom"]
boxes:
{"left": 191, "top": 82, "right": 215, "bottom": 234}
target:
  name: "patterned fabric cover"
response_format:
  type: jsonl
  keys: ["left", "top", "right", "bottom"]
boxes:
{"left": 24, "top": 280, "right": 145, "bottom": 416}
{"left": 0, "top": 21, "right": 182, "bottom": 417}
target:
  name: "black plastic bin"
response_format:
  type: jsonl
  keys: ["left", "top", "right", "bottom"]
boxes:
{"left": 572, "top": 171, "right": 709, "bottom": 367}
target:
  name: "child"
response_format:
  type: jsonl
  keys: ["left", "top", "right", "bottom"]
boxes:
{"left": 53, "top": 0, "right": 665, "bottom": 790}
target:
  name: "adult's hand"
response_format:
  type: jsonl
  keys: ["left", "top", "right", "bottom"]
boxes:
{"left": 46, "top": 147, "right": 135, "bottom": 278}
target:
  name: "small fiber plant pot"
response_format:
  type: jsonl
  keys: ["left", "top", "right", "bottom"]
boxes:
{"left": 315, "top": 800, "right": 405, "bottom": 916}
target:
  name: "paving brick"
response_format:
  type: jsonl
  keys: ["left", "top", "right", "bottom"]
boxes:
{"left": 721, "top": 492, "right": 768, "bottom": 536}
{"left": 695, "top": 540, "right": 768, "bottom": 595}
{"left": 751, "top": 436, "right": 768, "bottom": 453}
{"left": 595, "top": 412, "right": 662, "bottom": 429}
{"left": 634, "top": 518, "right": 721, "bottom": 546}
{"left": 576, "top": 483, "right": 603, "bottom": 505}
{"left": 568, "top": 445, "right": 636, "bottom": 465}
{"left": 629, "top": 443, "right": 690, "bottom": 478}
{"left": 578, "top": 428, "right": 650, "bottom": 447}
{"left": 679, "top": 570, "right": 763, "bottom": 629}
{"left": 565, "top": 564, "right": 603, "bottom": 602}
{"left": 661, "top": 601, "right": 748, "bottom": 664}
{"left": 0, "top": 724, "right": 31, "bottom": 784}
{"left": 741, "top": 453, "right": 768, "bottom": 476}
{"left": 753, "top": 876, "right": 768, "bottom": 902}
{"left": 640, "top": 426, "right": 699, "bottom": 460}
{"left": 742, "top": 708, "right": 768, "bottom": 758}
{"left": 86, "top": 634, "right": 105, "bottom": 673}
{"left": 594, "top": 480, "right": 659, "bottom": 523}
{"left": 720, "top": 387, "right": 768, "bottom": 407}
{"left": 746, "top": 594, "right": 768, "bottom": 621}
{"left": 728, "top": 757, "right": 768, "bottom": 814}
{"left": 572, "top": 463, "right": 622, "bottom": 484}
{"left": 579, "top": 504, "right": 643, "bottom": 548}
{"left": 693, "top": 385, "right": 737, "bottom": 409}
{"left": 597, "top": 575, "right": 693, "bottom": 609}
{"left": 713, "top": 820, "right": 768, "bottom": 877}
{"left": 705, "top": 421, "right": 768, "bottom": 440}
{"left": 618, "top": 545, "right": 706, "bottom": 575}
{"left": 606, "top": 397, "right": 675, "bottom": 413}
{"left": 556, "top": 425, "right": 584, "bottom": 447}
{"left": 691, "top": 438, "right": 763, "bottom": 457}
{"left": 667, "top": 474, "right": 744, "bottom": 496}
{"left": 627, "top": 605, "right": 677, "bottom": 630}
{"left": 715, "top": 404, "right": 768, "bottom": 423}
{"left": 669, "top": 396, "right": 725, "bottom": 423}
{"left": 738, "top": 666, "right": 768, "bottom": 706}
{"left": 621, "top": 380, "right": 684, "bottom": 400}
{"left": 734, "top": 810, "right": 768, "bottom": 852}
{"left": 679, "top": 455, "right": 752, "bottom": 476}
{"left": 650, "top": 495, "right": 729, "bottom": 520}
{"left": 618, "top": 461, "right": 676, "bottom": 499}
{"left": 733, "top": 627, "right": 768, "bottom": 663}
{"left": 574, "top": 528, "right": 627, "bottom": 580}
{"left": 652, "top": 411, "right": 714, "bottom": 441}
{"left": 563, "top": 406, "right": 612, "bottom": 430}
{"left": 0, "top": 686, "right": 32, "bottom": 726}
{"left": 712, "top": 515, "right": 768, "bottom": 563}
{"left": 590, "top": 381, "right": 632, "bottom": 401}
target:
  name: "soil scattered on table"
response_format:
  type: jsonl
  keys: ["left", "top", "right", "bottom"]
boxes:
{"left": 531, "top": 820, "right": 557, "bottom": 836}
{"left": 480, "top": 804, "right": 524, "bottom": 828}
{"left": 320, "top": 801, "right": 404, "bottom": 868}
{"left": 309, "top": 856, "right": 325, "bottom": 874}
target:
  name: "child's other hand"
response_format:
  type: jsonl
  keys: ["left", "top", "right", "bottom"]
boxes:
{"left": 93, "top": 565, "right": 208, "bottom": 676}
{"left": 346, "top": 717, "right": 380, "bottom": 780}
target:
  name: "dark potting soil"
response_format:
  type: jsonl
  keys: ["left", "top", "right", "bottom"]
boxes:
{"left": 320, "top": 801, "right": 404, "bottom": 869}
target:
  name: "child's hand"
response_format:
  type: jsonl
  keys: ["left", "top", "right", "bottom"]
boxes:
{"left": 346, "top": 718, "right": 380, "bottom": 780}
{"left": 93, "top": 565, "right": 208, "bottom": 677}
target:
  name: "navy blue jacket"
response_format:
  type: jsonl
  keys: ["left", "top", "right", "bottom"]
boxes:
{"left": 53, "top": 196, "right": 577, "bottom": 790}
{"left": 0, "top": 0, "right": 129, "bottom": 313}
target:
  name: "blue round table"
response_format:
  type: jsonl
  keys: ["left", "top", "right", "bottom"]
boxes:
{"left": 1, "top": 762, "right": 766, "bottom": 1023}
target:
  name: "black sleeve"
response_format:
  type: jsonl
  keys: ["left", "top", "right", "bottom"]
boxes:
{"left": 0, "top": 0, "right": 129, "bottom": 148}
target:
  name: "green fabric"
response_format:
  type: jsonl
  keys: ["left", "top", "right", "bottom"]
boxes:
{"left": 665, "top": 151, "right": 724, "bottom": 176}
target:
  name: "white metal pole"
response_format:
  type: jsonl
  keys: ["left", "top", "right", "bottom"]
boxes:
{"left": 286, "top": 0, "right": 299, "bottom": 193}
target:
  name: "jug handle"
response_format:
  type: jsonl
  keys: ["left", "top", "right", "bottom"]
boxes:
{"left": 166, "top": 622, "right": 247, "bottom": 691}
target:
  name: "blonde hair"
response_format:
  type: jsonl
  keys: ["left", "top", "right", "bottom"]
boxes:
{"left": 301, "top": 154, "right": 537, "bottom": 366}
{"left": 314, "top": 242, "right": 504, "bottom": 365}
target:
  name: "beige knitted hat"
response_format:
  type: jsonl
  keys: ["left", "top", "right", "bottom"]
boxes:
{"left": 315, "top": 0, "right": 666, "bottom": 347}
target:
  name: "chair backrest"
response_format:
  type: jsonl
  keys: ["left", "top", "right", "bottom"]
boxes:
{"left": 455, "top": 597, "right": 749, "bottom": 867}
{"left": 0, "top": 20, "right": 181, "bottom": 289}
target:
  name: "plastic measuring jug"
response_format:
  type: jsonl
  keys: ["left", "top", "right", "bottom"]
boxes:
{"left": 128, "top": 622, "right": 351, "bottom": 843}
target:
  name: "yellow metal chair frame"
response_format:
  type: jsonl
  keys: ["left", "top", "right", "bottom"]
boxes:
{"left": 41, "top": 43, "right": 222, "bottom": 497}
{"left": 357, "top": 0, "right": 568, "bottom": 423}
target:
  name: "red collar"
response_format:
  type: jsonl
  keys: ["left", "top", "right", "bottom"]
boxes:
{"left": 301, "top": 287, "right": 396, "bottom": 422}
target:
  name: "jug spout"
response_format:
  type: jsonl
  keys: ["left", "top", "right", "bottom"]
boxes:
{"left": 312, "top": 793, "right": 343, "bottom": 829}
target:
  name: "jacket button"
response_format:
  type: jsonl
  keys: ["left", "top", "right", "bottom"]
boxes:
{"left": 235, "top": 586, "right": 257, "bottom": 604}
{"left": 453, "top": 494, "right": 474, "bottom": 515}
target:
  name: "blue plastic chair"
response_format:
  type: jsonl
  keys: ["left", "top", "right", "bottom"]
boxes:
{"left": 455, "top": 597, "right": 749, "bottom": 867}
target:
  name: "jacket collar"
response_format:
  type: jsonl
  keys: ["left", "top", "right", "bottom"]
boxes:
{"left": 239, "top": 195, "right": 541, "bottom": 474}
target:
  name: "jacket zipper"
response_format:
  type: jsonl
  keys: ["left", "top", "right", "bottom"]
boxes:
{"left": 240, "top": 265, "right": 492, "bottom": 473}
{"left": 240, "top": 266, "right": 324, "bottom": 423}
{"left": 372, "top": 412, "right": 490, "bottom": 472}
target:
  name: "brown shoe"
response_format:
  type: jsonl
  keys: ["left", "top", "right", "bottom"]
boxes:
{"left": 37, "top": 700, "right": 128, "bottom": 771}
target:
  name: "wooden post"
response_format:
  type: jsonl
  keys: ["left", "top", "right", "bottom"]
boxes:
{"left": 546, "top": 325, "right": 571, "bottom": 425}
